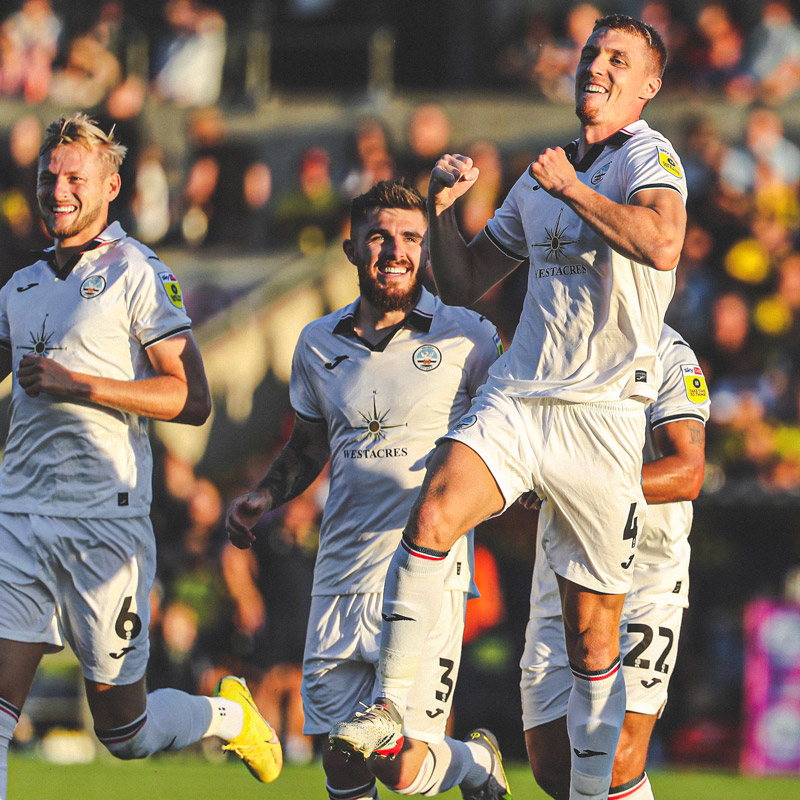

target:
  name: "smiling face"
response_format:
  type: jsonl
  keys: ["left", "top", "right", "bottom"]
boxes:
{"left": 575, "top": 26, "right": 662, "bottom": 140}
{"left": 37, "top": 143, "right": 120, "bottom": 248}
{"left": 344, "top": 206, "right": 427, "bottom": 315}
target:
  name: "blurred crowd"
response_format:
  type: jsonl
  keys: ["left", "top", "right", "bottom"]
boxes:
{"left": 4, "top": 0, "right": 800, "bottom": 766}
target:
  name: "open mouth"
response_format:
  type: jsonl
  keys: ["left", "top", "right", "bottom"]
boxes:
{"left": 378, "top": 264, "right": 410, "bottom": 276}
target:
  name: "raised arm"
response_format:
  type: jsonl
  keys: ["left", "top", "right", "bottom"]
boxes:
{"left": 427, "top": 153, "right": 522, "bottom": 306}
{"left": 15, "top": 331, "right": 211, "bottom": 425}
{"left": 532, "top": 146, "right": 686, "bottom": 272}
{"left": 642, "top": 418, "right": 706, "bottom": 504}
{"left": 226, "top": 414, "right": 330, "bottom": 549}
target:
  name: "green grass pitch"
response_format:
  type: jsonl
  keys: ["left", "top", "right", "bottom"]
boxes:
{"left": 9, "top": 754, "right": 800, "bottom": 800}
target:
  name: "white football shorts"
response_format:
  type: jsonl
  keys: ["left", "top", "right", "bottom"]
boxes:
{"left": 302, "top": 590, "right": 466, "bottom": 742}
{"left": 443, "top": 383, "right": 647, "bottom": 594}
{"left": 0, "top": 512, "right": 155, "bottom": 685}
{"left": 520, "top": 600, "right": 684, "bottom": 728}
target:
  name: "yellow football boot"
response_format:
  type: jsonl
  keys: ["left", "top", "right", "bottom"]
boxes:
{"left": 214, "top": 675, "right": 282, "bottom": 783}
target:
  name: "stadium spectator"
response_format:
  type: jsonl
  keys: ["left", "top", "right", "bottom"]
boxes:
{"left": 273, "top": 146, "right": 347, "bottom": 254}
{"left": 529, "top": 3, "right": 603, "bottom": 103}
{"left": 341, "top": 116, "right": 397, "bottom": 199}
{"left": 48, "top": 32, "right": 122, "bottom": 109}
{"left": 152, "top": 0, "right": 227, "bottom": 108}
{"left": 331, "top": 16, "right": 687, "bottom": 800}
{"left": 228, "top": 179, "right": 511, "bottom": 799}
{"left": 397, "top": 102, "right": 454, "bottom": 196}
{"left": 0, "top": 113, "right": 50, "bottom": 282}
{"left": 0, "top": 112, "right": 280, "bottom": 790}
{"left": 0, "top": 0, "right": 62, "bottom": 104}
{"left": 685, "top": 0, "right": 745, "bottom": 93}
{"left": 727, "top": 0, "right": 800, "bottom": 105}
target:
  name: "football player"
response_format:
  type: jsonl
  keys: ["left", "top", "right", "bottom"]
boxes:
{"left": 0, "top": 113, "right": 280, "bottom": 799}
{"left": 227, "top": 179, "right": 510, "bottom": 799}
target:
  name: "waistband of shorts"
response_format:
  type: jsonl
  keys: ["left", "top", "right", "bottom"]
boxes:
{"left": 523, "top": 397, "right": 646, "bottom": 415}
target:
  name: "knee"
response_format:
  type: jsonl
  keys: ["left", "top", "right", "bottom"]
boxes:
{"left": 407, "top": 497, "right": 455, "bottom": 552}
{"left": 565, "top": 628, "right": 619, "bottom": 673}
{"left": 96, "top": 717, "right": 152, "bottom": 760}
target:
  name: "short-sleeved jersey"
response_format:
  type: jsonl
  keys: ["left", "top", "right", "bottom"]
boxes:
{"left": 290, "top": 287, "right": 502, "bottom": 597}
{"left": 484, "top": 119, "right": 687, "bottom": 404}
{"left": 529, "top": 324, "right": 710, "bottom": 616}
{"left": 0, "top": 222, "right": 192, "bottom": 519}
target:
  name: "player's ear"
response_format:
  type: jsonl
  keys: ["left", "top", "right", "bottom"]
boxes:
{"left": 640, "top": 75, "right": 661, "bottom": 102}
{"left": 342, "top": 238, "right": 357, "bottom": 265}
{"left": 107, "top": 171, "right": 122, "bottom": 202}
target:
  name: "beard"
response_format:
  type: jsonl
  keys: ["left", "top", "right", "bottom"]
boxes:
{"left": 357, "top": 261, "right": 424, "bottom": 314}
{"left": 39, "top": 196, "right": 105, "bottom": 241}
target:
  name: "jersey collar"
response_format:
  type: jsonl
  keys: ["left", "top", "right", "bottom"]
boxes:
{"left": 332, "top": 287, "right": 436, "bottom": 348}
{"left": 38, "top": 220, "right": 126, "bottom": 280}
{"left": 555, "top": 119, "right": 650, "bottom": 173}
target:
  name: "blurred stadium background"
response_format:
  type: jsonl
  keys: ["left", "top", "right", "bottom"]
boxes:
{"left": 2, "top": 0, "right": 800, "bottom": 794}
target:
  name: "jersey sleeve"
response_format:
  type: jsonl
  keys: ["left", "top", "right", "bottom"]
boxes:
{"left": 464, "top": 314, "right": 504, "bottom": 397}
{"left": 483, "top": 171, "right": 530, "bottom": 261}
{"left": 623, "top": 133, "right": 688, "bottom": 206}
{"left": 128, "top": 252, "right": 192, "bottom": 348}
{"left": 288, "top": 325, "right": 325, "bottom": 423}
{"left": 650, "top": 339, "right": 710, "bottom": 428}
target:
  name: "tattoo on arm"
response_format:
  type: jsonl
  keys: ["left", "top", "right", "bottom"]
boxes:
{"left": 687, "top": 420, "right": 706, "bottom": 447}
{"left": 257, "top": 423, "right": 327, "bottom": 509}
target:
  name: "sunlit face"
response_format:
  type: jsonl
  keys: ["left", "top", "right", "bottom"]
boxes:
{"left": 345, "top": 207, "right": 427, "bottom": 313}
{"left": 37, "top": 144, "right": 120, "bottom": 247}
{"left": 575, "top": 27, "right": 661, "bottom": 132}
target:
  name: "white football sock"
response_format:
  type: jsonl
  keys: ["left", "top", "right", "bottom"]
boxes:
{"left": 96, "top": 688, "right": 243, "bottom": 759}
{"left": 390, "top": 736, "right": 491, "bottom": 796}
{"left": 378, "top": 536, "right": 448, "bottom": 716}
{"left": 567, "top": 657, "right": 626, "bottom": 800}
{"left": 610, "top": 772, "right": 654, "bottom": 799}
{"left": 0, "top": 699, "right": 20, "bottom": 800}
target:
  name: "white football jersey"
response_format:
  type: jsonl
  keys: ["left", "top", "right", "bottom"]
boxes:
{"left": 485, "top": 119, "right": 687, "bottom": 404}
{"left": 290, "top": 287, "right": 502, "bottom": 597}
{"left": 529, "top": 324, "right": 710, "bottom": 617}
{"left": 0, "top": 222, "right": 192, "bottom": 518}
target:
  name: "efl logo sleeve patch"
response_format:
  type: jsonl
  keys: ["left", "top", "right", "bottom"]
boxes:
{"left": 658, "top": 147, "right": 682, "bottom": 178}
{"left": 159, "top": 271, "right": 184, "bottom": 309}
{"left": 681, "top": 364, "right": 708, "bottom": 404}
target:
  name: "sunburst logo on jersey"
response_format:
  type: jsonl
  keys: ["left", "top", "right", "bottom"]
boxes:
{"left": 349, "top": 393, "right": 407, "bottom": 443}
{"left": 18, "top": 316, "right": 64, "bottom": 356}
{"left": 534, "top": 209, "right": 577, "bottom": 261}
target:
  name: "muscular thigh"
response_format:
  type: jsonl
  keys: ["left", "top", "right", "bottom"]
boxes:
{"left": 538, "top": 401, "right": 647, "bottom": 595}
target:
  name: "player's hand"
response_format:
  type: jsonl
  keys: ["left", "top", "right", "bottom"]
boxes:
{"left": 226, "top": 490, "right": 268, "bottom": 549}
{"left": 17, "top": 354, "right": 80, "bottom": 398}
{"left": 428, "top": 153, "right": 480, "bottom": 214}
{"left": 530, "top": 147, "right": 580, "bottom": 198}
{"left": 518, "top": 490, "right": 542, "bottom": 511}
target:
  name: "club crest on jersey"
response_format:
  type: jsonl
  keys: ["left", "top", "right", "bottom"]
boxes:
{"left": 80, "top": 275, "right": 106, "bottom": 299}
{"left": 681, "top": 364, "right": 708, "bottom": 403}
{"left": 159, "top": 271, "right": 184, "bottom": 308}
{"left": 413, "top": 344, "right": 441, "bottom": 371}
{"left": 591, "top": 162, "right": 611, "bottom": 185}
{"left": 453, "top": 414, "right": 477, "bottom": 431}
{"left": 658, "top": 148, "right": 682, "bottom": 178}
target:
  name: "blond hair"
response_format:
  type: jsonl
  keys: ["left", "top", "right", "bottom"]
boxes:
{"left": 40, "top": 112, "right": 127, "bottom": 173}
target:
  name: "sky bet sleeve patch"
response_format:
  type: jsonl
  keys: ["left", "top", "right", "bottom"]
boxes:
{"left": 682, "top": 364, "right": 708, "bottom": 404}
{"left": 658, "top": 147, "right": 682, "bottom": 178}
{"left": 159, "top": 271, "right": 184, "bottom": 309}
